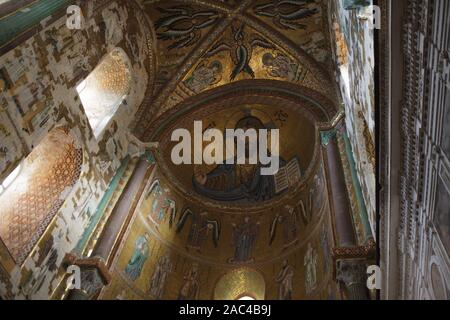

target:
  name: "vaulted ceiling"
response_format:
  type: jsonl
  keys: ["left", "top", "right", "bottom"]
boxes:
{"left": 132, "top": 0, "right": 340, "bottom": 141}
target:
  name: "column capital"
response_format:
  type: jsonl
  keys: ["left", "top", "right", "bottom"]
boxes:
{"left": 336, "top": 259, "right": 368, "bottom": 286}
{"left": 63, "top": 253, "right": 111, "bottom": 300}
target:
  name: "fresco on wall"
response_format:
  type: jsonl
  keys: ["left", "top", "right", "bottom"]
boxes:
{"left": 155, "top": 6, "right": 219, "bottom": 51}
{"left": 174, "top": 24, "right": 327, "bottom": 110}
{"left": 205, "top": 22, "right": 275, "bottom": 80}
{"left": 144, "top": 2, "right": 221, "bottom": 91}
{"left": 183, "top": 61, "right": 223, "bottom": 93}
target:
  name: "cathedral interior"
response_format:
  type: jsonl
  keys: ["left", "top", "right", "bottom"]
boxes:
{"left": 0, "top": 0, "right": 448, "bottom": 301}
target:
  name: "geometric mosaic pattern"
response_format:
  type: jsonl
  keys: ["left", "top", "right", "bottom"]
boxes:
{"left": 0, "top": 127, "right": 82, "bottom": 264}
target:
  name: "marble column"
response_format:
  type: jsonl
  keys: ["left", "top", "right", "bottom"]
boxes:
{"left": 321, "top": 129, "right": 357, "bottom": 247}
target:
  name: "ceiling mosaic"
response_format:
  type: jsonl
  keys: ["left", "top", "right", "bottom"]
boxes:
{"left": 133, "top": 0, "right": 338, "bottom": 141}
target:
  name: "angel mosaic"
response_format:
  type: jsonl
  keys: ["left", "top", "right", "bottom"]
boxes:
{"left": 154, "top": 6, "right": 220, "bottom": 50}
{"left": 269, "top": 205, "right": 300, "bottom": 248}
{"left": 176, "top": 209, "right": 220, "bottom": 252}
{"left": 205, "top": 23, "right": 275, "bottom": 80}
{"left": 253, "top": 0, "right": 319, "bottom": 30}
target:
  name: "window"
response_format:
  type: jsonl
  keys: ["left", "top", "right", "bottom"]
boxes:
{"left": 76, "top": 48, "right": 132, "bottom": 138}
{"left": 238, "top": 295, "right": 256, "bottom": 300}
{"left": 214, "top": 268, "right": 265, "bottom": 300}
{"left": 0, "top": 127, "right": 82, "bottom": 264}
{"left": 0, "top": 162, "right": 21, "bottom": 194}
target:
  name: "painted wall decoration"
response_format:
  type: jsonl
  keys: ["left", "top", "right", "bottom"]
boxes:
{"left": 159, "top": 105, "right": 315, "bottom": 205}
{"left": 0, "top": 108, "right": 24, "bottom": 181}
{"left": 143, "top": 2, "right": 222, "bottom": 91}
{"left": 192, "top": 115, "right": 294, "bottom": 203}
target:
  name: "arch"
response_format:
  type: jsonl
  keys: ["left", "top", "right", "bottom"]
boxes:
{"left": 0, "top": 127, "right": 82, "bottom": 264}
{"left": 76, "top": 47, "right": 132, "bottom": 138}
{"left": 213, "top": 268, "right": 265, "bottom": 300}
{"left": 140, "top": 79, "right": 338, "bottom": 141}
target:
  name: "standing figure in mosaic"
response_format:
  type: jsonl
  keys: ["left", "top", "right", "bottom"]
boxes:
{"left": 230, "top": 217, "right": 259, "bottom": 263}
{"left": 149, "top": 254, "right": 172, "bottom": 299}
{"left": 176, "top": 209, "right": 220, "bottom": 252}
{"left": 124, "top": 233, "right": 151, "bottom": 281}
{"left": 178, "top": 263, "right": 200, "bottom": 300}
{"left": 304, "top": 242, "right": 318, "bottom": 293}
{"left": 276, "top": 259, "right": 294, "bottom": 300}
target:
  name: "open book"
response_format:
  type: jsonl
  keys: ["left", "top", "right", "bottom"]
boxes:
{"left": 274, "top": 157, "right": 301, "bottom": 194}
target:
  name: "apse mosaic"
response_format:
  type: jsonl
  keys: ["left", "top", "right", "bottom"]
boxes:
{"left": 159, "top": 104, "right": 317, "bottom": 205}
{"left": 98, "top": 159, "right": 339, "bottom": 300}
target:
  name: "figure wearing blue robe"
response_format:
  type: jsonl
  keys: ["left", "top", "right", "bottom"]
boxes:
{"left": 193, "top": 157, "right": 286, "bottom": 202}
{"left": 124, "top": 234, "right": 150, "bottom": 281}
